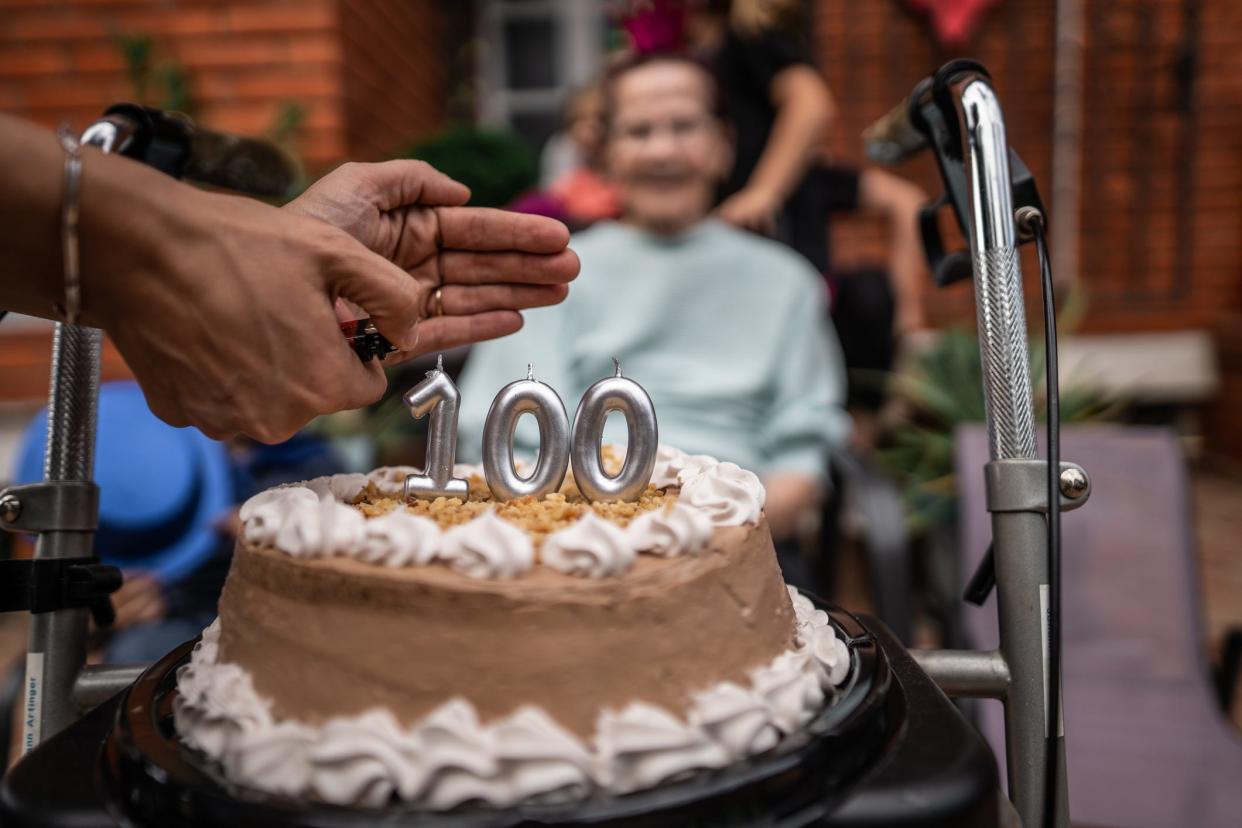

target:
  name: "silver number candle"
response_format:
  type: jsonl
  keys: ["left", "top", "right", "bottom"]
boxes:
{"left": 571, "top": 359, "right": 658, "bottom": 502}
{"left": 403, "top": 355, "right": 469, "bottom": 501}
{"left": 482, "top": 365, "right": 571, "bottom": 501}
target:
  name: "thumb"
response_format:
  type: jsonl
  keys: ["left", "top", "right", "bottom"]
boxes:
{"left": 359, "top": 159, "right": 471, "bottom": 211}
{"left": 326, "top": 241, "right": 424, "bottom": 351}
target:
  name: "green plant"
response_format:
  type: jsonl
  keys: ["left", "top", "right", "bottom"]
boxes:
{"left": 398, "top": 127, "right": 538, "bottom": 208}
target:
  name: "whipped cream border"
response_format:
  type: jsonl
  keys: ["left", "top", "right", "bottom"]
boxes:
{"left": 239, "top": 447, "right": 765, "bottom": 579}
{"left": 173, "top": 586, "right": 850, "bottom": 809}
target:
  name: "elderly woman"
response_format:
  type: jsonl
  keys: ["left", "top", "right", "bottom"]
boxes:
{"left": 459, "top": 53, "right": 849, "bottom": 564}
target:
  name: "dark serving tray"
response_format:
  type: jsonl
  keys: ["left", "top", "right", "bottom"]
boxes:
{"left": 1, "top": 605, "right": 1000, "bottom": 828}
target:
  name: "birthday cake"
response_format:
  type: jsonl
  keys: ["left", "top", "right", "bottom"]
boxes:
{"left": 173, "top": 446, "right": 851, "bottom": 809}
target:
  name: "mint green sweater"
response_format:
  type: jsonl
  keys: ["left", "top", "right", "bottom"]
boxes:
{"left": 457, "top": 220, "right": 849, "bottom": 480}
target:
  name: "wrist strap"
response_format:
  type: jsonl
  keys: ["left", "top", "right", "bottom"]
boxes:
{"left": 56, "top": 128, "right": 82, "bottom": 325}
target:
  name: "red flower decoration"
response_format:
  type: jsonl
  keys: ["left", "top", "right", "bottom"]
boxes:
{"left": 905, "top": 0, "right": 998, "bottom": 49}
{"left": 620, "top": 0, "right": 688, "bottom": 54}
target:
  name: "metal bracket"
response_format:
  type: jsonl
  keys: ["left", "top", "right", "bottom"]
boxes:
{"left": 911, "top": 648, "right": 1010, "bottom": 699}
{"left": 0, "top": 481, "right": 99, "bottom": 534}
{"left": 73, "top": 664, "right": 147, "bottom": 712}
{"left": 984, "top": 459, "right": 1091, "bottom": 514}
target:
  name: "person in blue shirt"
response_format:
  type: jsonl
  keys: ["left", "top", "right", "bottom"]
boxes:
{"left": 459, "top": 52, "right": 849, "bottom": 547}
{"left": 14, "top": 382, "right": 345, "bottom": 663}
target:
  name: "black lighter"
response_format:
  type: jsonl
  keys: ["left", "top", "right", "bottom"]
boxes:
{"left": 340, "top": 318, "right": 398, "bottom": 362}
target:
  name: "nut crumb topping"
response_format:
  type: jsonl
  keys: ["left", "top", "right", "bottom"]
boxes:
{"left": 356, "top": 445, "right": 676, "bottom": 546}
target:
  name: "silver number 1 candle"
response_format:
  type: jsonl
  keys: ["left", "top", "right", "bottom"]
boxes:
{"left": 482, "top": 365, "right": 571, "bottom": 501}
{"left": 571, "top": 359, "right": 658, "bottom": 502}
{"left": 403, "top": 355, "right": 469, "bottom": 501}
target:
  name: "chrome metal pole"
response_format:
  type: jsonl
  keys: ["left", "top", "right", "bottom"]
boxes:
{"left": 21, "top": 323, "right": 101, "bottom": 751}
{"left": 945, "top": 71, "right": 1067, "bottom": 828}
{"left": 955, "top": 78, "right": 1037, "bottom": 463}
{"left": 19, "top": 118, "right": 139, "bottom": 753}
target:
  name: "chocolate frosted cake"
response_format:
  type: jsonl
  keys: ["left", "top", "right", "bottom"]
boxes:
{"left": 173, "top": 446, "right": 851, "bottom": 809}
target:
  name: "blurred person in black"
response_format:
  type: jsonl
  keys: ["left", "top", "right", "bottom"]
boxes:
{"left": 624, "top": 0, "right": 928, "bottom": 409}
{"left": 689, "top": 0, "right": 836, "bottom": 248}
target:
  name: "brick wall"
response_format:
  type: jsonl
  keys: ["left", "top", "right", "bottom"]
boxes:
{"left": 0, "top": 0, "right": 448, "bottom": 172}
{"left": 338, "top": 0, "right": 448, "bottom": 162}
{"left": 0, "top": 0, "right": 449, "bottom": 404}
{"left": 813, "top": 0, "right": 1242, "bottom": 335}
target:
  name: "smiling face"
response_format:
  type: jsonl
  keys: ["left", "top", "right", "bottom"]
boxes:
{"left": 604, "top": 59, "right": 733, "bottom": 235}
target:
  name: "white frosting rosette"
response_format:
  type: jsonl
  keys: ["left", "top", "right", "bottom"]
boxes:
{"left": 357, "top": 511, "right": 442, "bottom": 567}
{"left": 542, "top": 511, "right": 635, "bottom": 577}
{"left": 440, "top": 510, "right": 533, "bottom": 579}
{"left": 650, "top": 445, "right": 718, "bottom": 489}
{"left": 678, "top": 461, "right": 766, "bottom": 526}
{"left": 625, "top": 502, "right": 714, "bottom": 556}
{"left": 236, "top": 447, "right": 767, "bottom": 579}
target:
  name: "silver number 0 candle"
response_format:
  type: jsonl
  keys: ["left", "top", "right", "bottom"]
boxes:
{"left": 403, "top": 355, "right": 470, "bottom": 500}
{"left": 571, "top": 359, "right": 658, "bottom": 502}
{"left": 482, "top": 365, "right": 571, "bottom": 500}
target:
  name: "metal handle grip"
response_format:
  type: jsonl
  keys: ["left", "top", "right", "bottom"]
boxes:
{"left": 952, "top": 77, "right": 1037, "bottom": 462}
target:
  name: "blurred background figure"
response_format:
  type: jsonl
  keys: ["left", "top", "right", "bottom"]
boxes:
{"left": 458, "top": 53, "right": 849, "bottom": 590}
{"left": 621, "top": 0, "right": 927, "bottom": 415}
{"left": 11, "top": 382, "right": 344, "bottom": 663}
{"left": 524, "top": 84, "right": 623, "bottom": 227}
{"left": 685, "top": 0, "right": 837, "bottom": 248}
{"left": 544, "top": 85, "right": 623, "bottom": 226}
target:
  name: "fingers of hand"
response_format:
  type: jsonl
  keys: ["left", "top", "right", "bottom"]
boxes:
{"left": 435, "top": 207, "right": 570, "bottom": 253}
{"left": 248, "top": 357, "right": 386, "bottom": 444}
{"left": 388, "top": 311, "right": 524, "bottom": 361}
{"left": 113, "top": 575, "right": 166, "bottom": 628}
{"left": 312, "top": 160, "right": 471, "bottom": 212}
{"left": 440, "top": 248, "right": 579, "bottom": 286}
{"left": 361, "top": 159, "right": 471, "bottom": 210}
{"left": 141, "top": 340, "right": 386, "bottom": 445}
{"left": 326, "top": 241, "right": 424, "bottom": 350}
{"left": 341, "top": 356, "right": 389, "bottom": 411}
{"left": 430, "top": 283, "right": 567, "bottom": 317}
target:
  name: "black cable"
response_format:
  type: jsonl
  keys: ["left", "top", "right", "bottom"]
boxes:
{"left": 1031, "top": 215, "right": 1062, "bottom": 827}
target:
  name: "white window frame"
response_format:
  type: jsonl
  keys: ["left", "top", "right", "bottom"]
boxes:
{"left": 475, "top": 0, "right": 604, "bottom": 137}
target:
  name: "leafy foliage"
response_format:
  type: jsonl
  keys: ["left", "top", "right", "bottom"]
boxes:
{"left": 399, "top": 128, "right": 538, "bottom": 208}
{"left": 877, "top": 328, "right": 1120, "bottom": 534}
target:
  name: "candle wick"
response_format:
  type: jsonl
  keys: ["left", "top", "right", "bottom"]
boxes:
{"left": 527, "top": 363, "right": 535, "bottom": 381}
{"left": 612, "top": 357, "right": 622, "bottom": 378}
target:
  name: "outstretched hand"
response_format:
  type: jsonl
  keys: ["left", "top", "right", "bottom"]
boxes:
{"left": 3, "top": 118, "right": 578, "bottom": 443}
{"left": 714, "top": 185, "right": 779, "bottom": 236}
{"left": 85, "top": 154, "right": 575, "bottom": 444}
{"left": 286, "top": 160, "right": 578, "bottom": 359}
